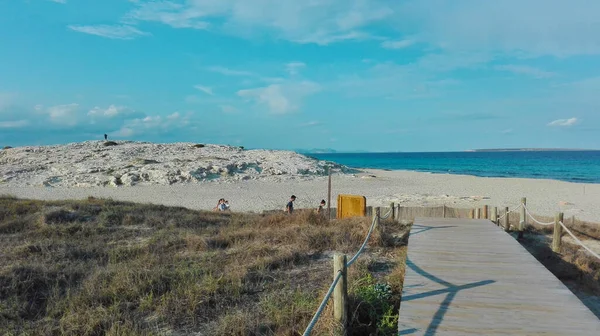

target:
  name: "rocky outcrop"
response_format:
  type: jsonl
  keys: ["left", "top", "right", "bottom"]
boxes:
{"left": 0, "top": 141, "right": 346, "bottom": 187}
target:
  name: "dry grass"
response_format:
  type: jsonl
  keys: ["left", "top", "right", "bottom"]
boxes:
{"left": 0, "top": 196, "right": 408, "bottom": 336}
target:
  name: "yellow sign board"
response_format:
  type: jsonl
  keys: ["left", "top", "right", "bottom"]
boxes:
{"left": 337, "top": 194, "right": 367, "bottom": 219}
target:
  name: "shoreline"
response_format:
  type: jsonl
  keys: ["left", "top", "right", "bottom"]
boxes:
{"left": 2, "top": 168, "right": 599, "bottom": 223}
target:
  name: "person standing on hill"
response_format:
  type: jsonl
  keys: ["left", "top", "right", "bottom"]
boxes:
{"left": 104, "top": 134, "right": 108, "bottom": 140}
{"left": 286, "top": 195, "right": 296, "bottom": 214}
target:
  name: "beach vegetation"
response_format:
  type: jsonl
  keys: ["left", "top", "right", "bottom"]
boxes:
{"left": 0, "top": 196, "right": 408, "bottom": 335}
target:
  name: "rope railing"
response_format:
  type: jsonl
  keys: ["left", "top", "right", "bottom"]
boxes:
{"left": 302, "top": 208, "right": 386, "bottom": 335}
{"left": 379, "top": 207, "right": 393, "bottom": 220}
{"left": 558, "top": 221, "right": 600, "bottom": 260}
{"left": 347, "top": 213, "right": 379, "bottom": 267}
{"left": 302, "top": 270, "right": 344, "bottom": 336}
{"left": 497, "top": 203, "right": 523, "bottom": 220}
{"left": 502, "top": 203, "right": 600, "bottom": 261}
{"left": 523, "top": 205, "right": 555, "bottom": 226}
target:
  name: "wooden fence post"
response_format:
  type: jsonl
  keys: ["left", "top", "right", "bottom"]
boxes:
{"left": 469, "top": 209, "right": 475, "bottom": 219}
{"left": 518, "top": 197, "right": 526, "bottom": 239}
{"left": 333, "top": 254, "right": 348, "bottom": 335}
{"left": 475, "top": 208, "right": 481, "bottom": 219}
{"left": 491, "top": 207, "right": 498, "bottom": 225}
{"left": 552, "top": 213, "right": 564, "bottom": 253}
{"left": 327, "top": 169, "right": 332, "bottom": 221}
{"left": 389, "top": 202, "right": 395, "bottom": 221}
{"left": 366, "top": 206, "right": 373, "bottom": 218}
{"left": 396, "top": 204, "right": 400, "bottom": 221}
{"left": 504, "top": 207, "right": 510, "bottom": 232}
{"left": 483, "top": 205, "right": 489, "bottom": 219}
{"left": 442, "top": 205, "right": 447, "bottom": 218}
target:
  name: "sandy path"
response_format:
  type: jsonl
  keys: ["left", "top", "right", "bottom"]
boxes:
{"left": 1, "top": 169, "right": 599, "bottom": 223}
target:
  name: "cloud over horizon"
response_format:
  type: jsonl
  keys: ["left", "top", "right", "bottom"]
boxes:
{"left": 2, "top": 0, "right": 600, "bottom": 150}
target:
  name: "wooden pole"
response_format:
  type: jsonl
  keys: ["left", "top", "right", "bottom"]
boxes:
{"left": 475, "top": 208, "right": 481, "bottom": 219}
{"left": 389, "top": 202, "right": 395, "bottom": 221}
{"left": 442, "top": 204, "right": 447, "bottom": 218}
{"left": 327, "top": 169, "right": 332, "bottom": 220}
{"left": 518, "top": 197, "right": 526, "bottom": 239}
{"left": 483, "top": 205, "right": 489, "bottom": 219}
{"left": 552, "top": 213, "right": 564, "bottom": 253}
{"left": 491, "top": 207, "right": 498, "bottom": 225}
{"left": 469, "top": 209, "right": 475, "bottom": 219}
{"left": 396, "top": 204, "right": 400, "bottom": 221}
{"left": 504, "top": 207, "right": 510, "bottom": 232}
{"left": 333, "top": 254, "right": 348, "bottom": 334}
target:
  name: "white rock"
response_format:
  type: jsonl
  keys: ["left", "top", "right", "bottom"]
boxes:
{"left": 0, "top": 141, "right": 345, "bottom": 187}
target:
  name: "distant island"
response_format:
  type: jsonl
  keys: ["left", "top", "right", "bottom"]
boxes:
{"left": 467, "top": 148, "right": 600, "bottom": 152}
{"left": 295, "top": 148, "right": 338, "bottom": 154}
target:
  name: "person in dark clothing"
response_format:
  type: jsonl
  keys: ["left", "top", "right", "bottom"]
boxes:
{"left": 317, "top": 199, "right": 326, "bottom": 214}
{"left": 286, "top": 195, "right": 296, "bottom": 214}
{"left": 104, "top": 134, "right": 108, "bottom": 140}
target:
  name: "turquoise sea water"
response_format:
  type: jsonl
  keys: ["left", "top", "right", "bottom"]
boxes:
{"left": 309, "top": 151, "right": 600, "bottom": 184}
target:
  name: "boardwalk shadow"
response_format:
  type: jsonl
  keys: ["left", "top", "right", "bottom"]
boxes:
{"left": 399, "top": 258, "right": 496, "bottom": 336}
{"left": 410, "top": 224, "right": 457, "bottom": 237}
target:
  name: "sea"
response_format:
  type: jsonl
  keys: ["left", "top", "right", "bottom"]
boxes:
{"left": 308, "top": 151, "right": 600, "bottom": 184}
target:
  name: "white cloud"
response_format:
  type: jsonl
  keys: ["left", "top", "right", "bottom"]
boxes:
{"left": 0, "top": 120, "right": 29, "bottom": 129}
{"left": 334, "top": 61, "right": 456, "bottom": 100}
{"left": 122, "top": 0, "right": 394, "bottom": 45}
{"left": 299, "top": 121, "right": 321, "bottom": 127}
{"left": 47, "top": 103, "right": 79, "bottom": 125}
{"left": 194, "top": 85, "right": 214, "bottom": 96}
{"left": 34, "top": 104, "right": 43, "bottom": 111}
{"left": 167, "top": 112, "right": 180, "bottom": 120}
{"left": 66, "top": 0, "right": 600, "bottom": 56}
{"left": 495, "top": 65, "right": 555, "bottom": 78}
{"left": 381, "top": 39, "right": 415, "bottom": 49}
{"left": 49, "top": 0, "right": 67, "bottom": 3}
{"left": 396, "top": 0, "right": 600, "bottom": 57}
{"left": 124, "top": 1, "right": 210, "bottom": 30}
{"left": 208, "top": 66, "right": 254, "bottom": 77}
{"left": 237, "top": 81, "right": 320, "bottom": 114}
{"left": 111, "top": 111, "right": 192, "bottom": 137}
{"left": 547, "top": 118, "right": 579, "bottom": 127}
{"left": 68, "top": 24, "right": 149, "bottom": 40}
{"left": 110, "top": 127, "right": 134, "bottom": 137}
{"left": 285, "top": 62, "right": 306, "bottom": 75}
{"left": 88, "top": 105, "right": 128, "bottom": 118}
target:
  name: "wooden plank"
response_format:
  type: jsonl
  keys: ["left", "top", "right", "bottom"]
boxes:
{"left": 398, "top": 218, "right": 600, "bottom": 336}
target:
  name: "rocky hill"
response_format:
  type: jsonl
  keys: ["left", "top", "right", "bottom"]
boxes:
{"left": 0, "top": 141, "right": 346, "bottom": 187}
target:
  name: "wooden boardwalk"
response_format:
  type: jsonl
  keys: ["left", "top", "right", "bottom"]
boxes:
{"left": 398, "top": 218, "right": 600, "bottom": 335}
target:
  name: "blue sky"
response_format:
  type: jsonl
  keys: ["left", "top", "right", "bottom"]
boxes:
{"left": 1, "top": 0, "right": 600, "bottom": 152}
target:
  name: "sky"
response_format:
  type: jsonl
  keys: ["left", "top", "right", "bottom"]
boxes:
{"left": 1, "top": 0, "right": 600, "bottom": 152}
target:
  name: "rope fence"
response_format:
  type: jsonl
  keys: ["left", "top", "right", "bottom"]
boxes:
{"left": 558, "top": 220, "right": 600, "bottom": 260}
{"left": 512, "top": 203, "right": 599, "bottom": 261}
{"left": 523, "top": 205, "right": 555, "bottom": 226}
{"left": 300, "top": 200, "right": 598, "bottom": 335}
{"left": 497, "top": 204, "right": 523, "bottom": 220}
{"left": 302, "top": 206, "right": 391, "bottom": 335}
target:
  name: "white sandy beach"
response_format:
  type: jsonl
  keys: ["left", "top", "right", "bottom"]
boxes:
{"left": 1, "top": 142, "right": 599, "bottom": 222}
{"left": 2, "top": 169, "right": 599, "bottom": 223}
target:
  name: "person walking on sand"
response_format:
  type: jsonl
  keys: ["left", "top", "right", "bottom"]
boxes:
{"left": 317, "top": 199, "right": 326, "bottom": 214}
{"left": 286, "top": 195, "right": 296, "bottom": 214}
